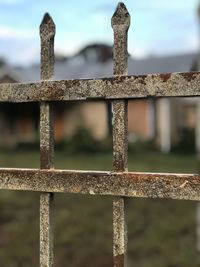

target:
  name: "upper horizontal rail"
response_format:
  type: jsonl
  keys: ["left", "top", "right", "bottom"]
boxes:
{"left": 0, "top": 168, "right": 200, "bottom": 201}
{"left": 0, "top": 71, "right": 200, "bottom": 102}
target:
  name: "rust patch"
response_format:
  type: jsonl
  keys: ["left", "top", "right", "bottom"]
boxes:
{"left": 1, "top": 71, "right": 200, "bottom": 102}
{"left": 160, "top": 73, "right": 171, "bottom": 82}
{"left": 180, "top": 72, "right": 197, "bottom": 82}
{"left": 0, "top": 168, "right": 200, "bottom": 201}
{"left": 114, "top": 254, "right": 124, "bottom": 267}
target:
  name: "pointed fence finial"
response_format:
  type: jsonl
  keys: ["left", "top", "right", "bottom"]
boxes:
{"left": 39, "top": 11, "right": 55, "bottom": 267}
{"left": 40, "top": 13, "right": 55, "bottom": 39}
{"left": 40, "top": 12, "right": 55, "bottom": 80}
{"left": 111, "top": 4, "right": 130, "bottom": 266}
{"left": 111, "top": 2, "right": 130, "bottom": 76}
{"left": 112, "top": 2, "right": 130, "bottom": 29}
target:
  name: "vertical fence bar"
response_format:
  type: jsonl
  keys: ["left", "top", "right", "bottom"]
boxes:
{"left": 111, "top": 3, "right": 130, "bottom": 267}
{"left": 196, "top": 4, "right": 200, "bottom": 260}
{"left": 39, "top": 13, "right": 55, "bottom": 267}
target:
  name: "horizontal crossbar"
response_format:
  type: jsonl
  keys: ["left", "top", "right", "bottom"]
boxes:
{"left": 0, "top": 168, "right": 200, "bottom": 201}
{"left": 0, "top": 71, "right": 200, "bottom": 102}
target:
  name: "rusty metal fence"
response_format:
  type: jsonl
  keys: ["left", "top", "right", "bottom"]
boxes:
{"left": 0, "top": 2, "right": 200, "bottom": 267}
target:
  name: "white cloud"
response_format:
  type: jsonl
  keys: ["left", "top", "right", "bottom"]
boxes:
{"left": 91, "top": 13, "right": 108, "bottom": 28}
{"left": 15, "top": 44, "right": 39, "bottom": 65}
{"left": 129, "top": 44, "right": 151, "bottom": 58}
{"left": 176, "top": 35, "right": 199, "bottom": 54}
{"left": 185, "top": 35, "right": 198, "bottom": 50}
{"left": 0, "top": 39, "right": 39, "bottom": 65}
{"left": 55, "top": 39, "right": 84, "bottom": 56}
{"left": 0, "top": 25, "right": 37, "bottom": 39}
{"left": 0, "top": 25, "right": 38, "bottom": 65}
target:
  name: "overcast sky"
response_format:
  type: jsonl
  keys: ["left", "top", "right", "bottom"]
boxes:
{"left": 0, "top": 0, "right": 199, "bottom": 65}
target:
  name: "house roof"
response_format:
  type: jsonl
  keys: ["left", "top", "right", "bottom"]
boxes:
{"left": 0, "top": 51, "right": 197, "bottom": 83}
{"left": 128, "top": 53, "right": 197, "bottom": 75}
{"left": 55, "top": 52, "right": 197, "bottom": 79}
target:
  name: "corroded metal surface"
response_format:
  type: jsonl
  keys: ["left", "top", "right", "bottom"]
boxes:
{"left": 112, "top": 2, "right": 130, "bottom": 76}
{"left": 113, "top": 197, "right": 127, "bottom": 266}
{"left": 112, "top": 101, "right": 128, "bottom": 267}
{"left": 112, "top": 100, "right": 128, "bottom": 172}
{"left": 40, "top": 13, "right": 55, "bottom": 267}
{"left": 40, "top": 12, "right": 55, "bottom": 169}
{"left": 1, "top": 3, "right": 200, "bottom": 267}
{"left": 40, "top": 13, "right": 55, "bottom": 80}
{"left": 0, "top": 169, "right": 200, "bottom": 201}
{"left": 0, "top": 72, "right": 200, "bottom": 102}
{"left": 112, "top": 3, "right": 129, "bottom": 266}
{"left": 40, "top": 102, "right": 54, "bottom": 169}
{"left": 40, "top": 193, "right": 54, "bottom": 267}
{"left": 112, "top": 2, "right": 129, "bottom": 172}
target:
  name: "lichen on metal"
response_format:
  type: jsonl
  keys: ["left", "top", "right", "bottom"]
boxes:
{"left": 1, "top": 72, "right": 200, "bottom": 102}
{"left": 112, "top": 101, "right": 128, "bottom": 172}
{"left": 0, "top": 168, "right": 200, "bottom": 201}
{"left": 111, "top": 2, "right": 130, "bottom": 76}
{"left": 113, "top": 198, "right": 127, "bottom": 266}
{"left": 40, "top": 13, "right": 55, "bottom": 80}
{"left": 40, "top": 102, "right": 54, "bottom": 169}
{"left": 40, "top": 193, "right": 54, "bottom": 267}
{"left": 0, "top": 2, "right": 200, "bottom": 267}
{"left": 40, "top": 12, "right": 55, "bottom": 169}
{"left": 40, "top": 12, "right": 55, "bottom": 267}
{"left": 112, "top": 3, "right": 130, "bottom": 267}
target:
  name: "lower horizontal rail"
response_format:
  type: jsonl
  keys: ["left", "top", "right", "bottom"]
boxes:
{"left": 0, "top": 168, "right": 200, "bottom": 201}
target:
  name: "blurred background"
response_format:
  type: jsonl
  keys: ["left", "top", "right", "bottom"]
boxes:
{"left": 0, "top": 0, "right": 200, "bottom": 266}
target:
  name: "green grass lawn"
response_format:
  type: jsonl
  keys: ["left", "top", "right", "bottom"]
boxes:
{"left": 0, "top": 149, "right": 197, "bottom": 173}
{"left": 0, "top": 150, "right": 198, "bottom": 267}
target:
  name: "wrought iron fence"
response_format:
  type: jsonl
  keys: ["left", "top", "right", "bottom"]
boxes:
{"left": 0, "top": 2, "right": 200, "bottom": 267}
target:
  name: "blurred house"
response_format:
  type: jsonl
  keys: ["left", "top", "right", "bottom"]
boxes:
{"left": 0, "top": 43, "right": 198, "bottom": 150}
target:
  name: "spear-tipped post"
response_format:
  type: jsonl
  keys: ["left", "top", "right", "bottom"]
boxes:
{"left": 111, "top": 3, "right": 130, "bottom": 267}
{"left": 39, "top": 12, "right": 55, "bottom": 169}
{"left": 39, "top": 12, "right": 55, "bottom": 267}
{"left": 40, "top": 13, "right": 55, "bottom": 81}
{"left": 111, "top": 2, "right": 130, "bottom": 76}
